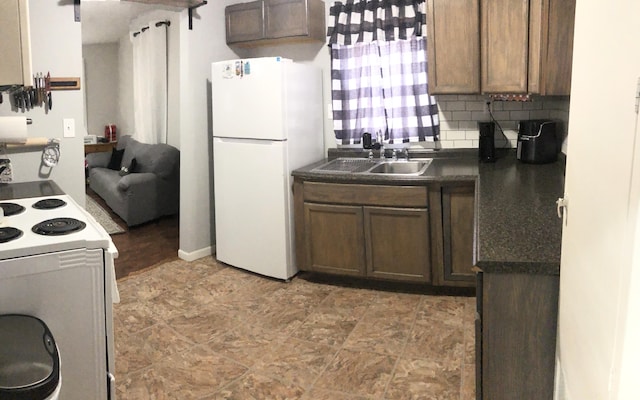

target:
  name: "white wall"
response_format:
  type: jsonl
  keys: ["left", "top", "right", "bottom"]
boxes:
{"left": 176, "top": 1, "right": 238, "bottom": 260}
{"left": 0, "top": 2, "right": 86, "bottom": 204}
{"left": 83, "top": 43, "right": 119, "bottom": 137}
{"left": 117, "top": 35, "right": 135, "bottom": 138}
{"left": 556, "top": 1, "right": 640, "bottom": 399}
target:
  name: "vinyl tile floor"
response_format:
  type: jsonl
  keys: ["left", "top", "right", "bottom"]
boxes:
{"left": 113, "top": 256, "right": 476, "bottom": 400}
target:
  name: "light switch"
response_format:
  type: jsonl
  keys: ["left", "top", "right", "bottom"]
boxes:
{"left": 63, "top": 118, "right": 75, "bottom": 138}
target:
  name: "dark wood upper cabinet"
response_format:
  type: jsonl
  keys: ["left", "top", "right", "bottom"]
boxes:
{"left": 481, "top": 0, "right": 530, "bottom": 93}
{"left": 426, "top": 0, "right": 480, "bottom": 94}
{"left": 226, "top": 0, "right": 325, "bottom": 46}
{"left": 427, "top": 0, "right": 576, "bottom": 95}
{"left": 225, "top": 1, "right": 265, "bottom": 44}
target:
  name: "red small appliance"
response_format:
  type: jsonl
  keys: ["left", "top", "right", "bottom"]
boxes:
{"left": 104, "top": 124, "right": 116, "bottom": 142}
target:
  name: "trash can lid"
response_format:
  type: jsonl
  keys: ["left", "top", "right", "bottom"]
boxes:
{"left": 0, "top": 314, "right": 60, "bottom": 399}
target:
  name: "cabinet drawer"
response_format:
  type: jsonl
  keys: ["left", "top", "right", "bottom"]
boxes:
{"left": 303, "top": 182, "right": 428, "bottom": 207}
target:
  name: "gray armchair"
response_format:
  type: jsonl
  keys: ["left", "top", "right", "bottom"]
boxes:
{"left": 86, "top": 135, "right": 179, "bottom": 226}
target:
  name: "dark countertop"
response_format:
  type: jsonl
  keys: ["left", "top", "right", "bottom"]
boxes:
{"left": 292, "top": 149, "right": 565, "bottom": 275}
{"left": 0, "top": 181, "right": 65, "bottom": 201}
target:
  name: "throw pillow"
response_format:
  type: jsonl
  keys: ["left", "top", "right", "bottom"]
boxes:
{"left": 107, "top": 148, "right": 125, "bottom": 171}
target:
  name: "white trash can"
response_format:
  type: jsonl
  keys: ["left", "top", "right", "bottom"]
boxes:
{"left": 0, "top": 315, "right": 61, "bottom": 400}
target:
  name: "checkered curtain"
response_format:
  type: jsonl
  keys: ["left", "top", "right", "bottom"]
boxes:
{"left": 328, "top": 0, "right": 439, "bottom": 145}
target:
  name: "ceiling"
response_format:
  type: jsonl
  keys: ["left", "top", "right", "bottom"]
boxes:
{"left": 81, "top": 1, "right": 177, "bottom": 45}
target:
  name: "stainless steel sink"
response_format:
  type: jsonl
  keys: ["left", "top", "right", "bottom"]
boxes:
{"left": 312, "top": 158, "right": 378, "bottom": 173}
{"left": 312, "top": 158, "right": 432, "bottom": 175}
{"left": 365, "top": 160, "right": 431, "bottom": 175}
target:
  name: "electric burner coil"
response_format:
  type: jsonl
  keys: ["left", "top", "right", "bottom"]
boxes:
{"left": 32, "top": 218, "right": 86, "bottom": 236}
{"left": 0, "top": 202, "right": 26, "bottom": 217}
{"left": 0, "top": 227, "right": 23, "bottom": 243}
{"left": 32, "top": 199, "right": 67, "bottom": 210}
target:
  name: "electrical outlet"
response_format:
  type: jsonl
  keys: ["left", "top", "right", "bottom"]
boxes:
{"left": 63, "top": 118, "right": 75, "bottom": 138}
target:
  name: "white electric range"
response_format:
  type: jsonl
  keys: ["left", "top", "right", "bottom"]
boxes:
{"left": 0, "top": 190, "right": 119, "bottom": 400}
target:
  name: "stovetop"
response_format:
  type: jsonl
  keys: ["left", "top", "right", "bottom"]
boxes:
{"left": 0, "top": 194, "right": 112, "bottom": 260}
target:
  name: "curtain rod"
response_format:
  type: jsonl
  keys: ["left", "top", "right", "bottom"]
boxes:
{"left": 133, "top": 21, "right": 170, "bottom": 37}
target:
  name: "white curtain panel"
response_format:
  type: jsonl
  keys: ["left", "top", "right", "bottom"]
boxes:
{"left": 132, "top": 23, "right": 168, "bottom": 144}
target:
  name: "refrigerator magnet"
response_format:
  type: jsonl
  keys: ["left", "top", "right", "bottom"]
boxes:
{"left": 223, "top": 64, "right": 234, "bottom": 79}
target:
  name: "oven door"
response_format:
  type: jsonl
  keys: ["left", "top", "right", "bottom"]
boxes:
{"left": 103, "top": 242, "right": 119, "bottom": 400}
{"left": 0, "top": 248, "right": 109, "bottom": 400}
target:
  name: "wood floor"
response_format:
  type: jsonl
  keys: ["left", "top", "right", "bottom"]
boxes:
{"left": 86, "top": 188, "right": 180, "bottom": 280}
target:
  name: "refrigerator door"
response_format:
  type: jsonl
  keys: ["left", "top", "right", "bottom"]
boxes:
{"left": 213, "top": 137, "right": 294, "bottom": 279}
{"left": 212, "top": 57, "right": 286, "bottom": 141}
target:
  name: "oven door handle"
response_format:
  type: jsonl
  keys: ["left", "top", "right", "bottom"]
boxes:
{"left": 107, "top": 372, "right": 115, "bottom": 400}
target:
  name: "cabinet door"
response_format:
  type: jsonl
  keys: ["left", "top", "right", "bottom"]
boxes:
{"left": 364, "top": 207, "right": 431, "bottom": 283}
{"left": 426, "top": 0, "right": 480, "bottom": 94}
{"left": 265, "top": 0, "right": 309, "bottom": 38}
{"left": 0, "top": 0, "right": 31, "bottom": 87}
{"left": 540, "top": 0, "right": 576, "bottom": 95}
{"left": 482, "top": 273, "right": 559, "bottom": 400}
{"left": 441, "top": 185, "right": 476, "bottom": 286}
{"left": 225, "top": 1, "right": 264, "bottom": 44}
{"left": 303, "top": 203, "right": 366, "bottom": 276}
{"left": 481, "top": 0, "right": 529, "bottom": 93}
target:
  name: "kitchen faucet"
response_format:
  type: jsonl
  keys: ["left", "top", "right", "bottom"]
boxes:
{"left": 377, "top": 131, "right": 385, "bottom": 159}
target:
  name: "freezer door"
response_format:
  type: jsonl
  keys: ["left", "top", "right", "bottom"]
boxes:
{"left": 212, "top": 58, "right": 286, "bottom": 141}
{"left": 213, "top": 137, "right": 295, "bottom": 279}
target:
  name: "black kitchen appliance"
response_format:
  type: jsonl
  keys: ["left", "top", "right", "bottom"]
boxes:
{"left": 478, "top": 121, "right": 496, "bottom": 162}
{"left": 516, "top": 120, "right": 559, "bottom": 164}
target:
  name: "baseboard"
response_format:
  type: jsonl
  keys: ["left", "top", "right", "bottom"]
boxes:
{"left": 178, "top": 245, "right": 214, "bottom": 262}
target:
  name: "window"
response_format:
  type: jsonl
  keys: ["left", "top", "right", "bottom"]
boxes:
{"left": 328, "top": 0, "right": 439, "bottom": 145}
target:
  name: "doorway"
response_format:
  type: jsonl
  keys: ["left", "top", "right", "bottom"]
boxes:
{"left": 81, "top": 1, "right": 181, "bottom": 278}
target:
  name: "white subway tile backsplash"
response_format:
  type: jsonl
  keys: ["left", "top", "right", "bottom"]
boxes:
{"left": 459, "top": 120, "right": 478, "bottom": 130}
{"left": 439, "top": 141, "right": 456, "bottom": 149}
{"left": 457, "top": 94, "right": 483, "bottom": 101}
{"left": 471, "top": 111, "right": 489, "bottom": 121}
{"left": 454, "top": 140, "right": 474, "bottom": 148}
{"left": 509, "top": 110, "right": 531, "bottom": 121}
{"left": 466, "top": 101, "right": 486, "bottom": 111}
{"left": 452, "top": 111, "right": 472, "bottom": 120}
{"left": 444, "top": 130, "right": 467, "bottom": 140}
{"left": 439, "top": 101, "right": 466, "bottom": 111}
{"left": 522, "top": 101, "right": 544, "bottom": 110}
{"left": 435, "top": 96, "right": 570, "bottom": 150}
{"left": 502, "top": 102, "right": 524, "bottom": 111}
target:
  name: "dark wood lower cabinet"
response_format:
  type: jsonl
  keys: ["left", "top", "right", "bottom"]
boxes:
{"left": 293, "top": 178, "right": 474, "bottom": 287}
{"left": 296, "top": 180, "right": 432, "bottom": 283}
{"left": 364, "top": 206, "right": 431, "bottom": 282}
{"left": 477, "top": 271, "right": 560, "bottom": 400}
{"left": 303, "top": 203, "right": 365, "bottom": 276}
{"left": 430, "top": 183, "right": 476, "bottom": 288}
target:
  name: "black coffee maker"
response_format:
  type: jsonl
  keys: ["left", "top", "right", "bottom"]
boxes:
{"left": 516, "top": 120, "right": 559, "bottom": 164}
{"left": 478, "top": 121, "right": 496, "bottom": 162}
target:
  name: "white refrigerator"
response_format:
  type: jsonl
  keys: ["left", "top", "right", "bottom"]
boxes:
{"left": 211, "top": 57, "right": 324, "bottom": 280}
